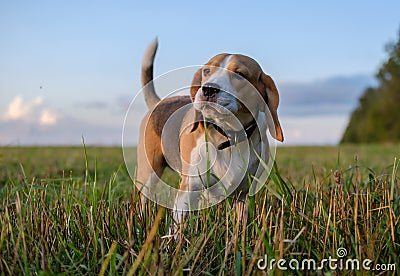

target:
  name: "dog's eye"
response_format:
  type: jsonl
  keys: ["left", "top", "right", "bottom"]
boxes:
{"left": 233, "top": 71, "right": 247, "bottom": 79}
{"left": 203, "top": 68, "right": 211, "bottom": 76}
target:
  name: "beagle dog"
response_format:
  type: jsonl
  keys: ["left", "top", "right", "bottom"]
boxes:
{"left": 136, "top": 39, "right": 283, "bottom": 234}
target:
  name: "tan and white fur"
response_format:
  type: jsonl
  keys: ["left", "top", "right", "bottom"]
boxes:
{"left": 136, "top": 39, "right": 284, "bottom": 236}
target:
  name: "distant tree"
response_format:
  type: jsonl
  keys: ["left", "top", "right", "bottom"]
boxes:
{"left": 341, "top": 30, "right": 400, "bottom": 143}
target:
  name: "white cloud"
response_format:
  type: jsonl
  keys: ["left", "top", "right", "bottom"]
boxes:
{"left": 0, "top": 96, "right": 122, "bottom": 145}
{"left": 3, "top": 96, "right": 43, "bottom": 121}
{"left": 39, "top": 110, "right": 57, "bottom": 126}
{"left": 2, "top": 96, "right": 58, "bottom": 127}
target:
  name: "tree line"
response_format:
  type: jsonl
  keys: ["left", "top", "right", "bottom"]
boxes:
{"left": 341, "top": 30, "right": 400, "bottom": 143}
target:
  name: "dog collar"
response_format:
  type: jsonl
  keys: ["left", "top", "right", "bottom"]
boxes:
{"left": 209, "top": 120, "right": 258, "bottom": 150}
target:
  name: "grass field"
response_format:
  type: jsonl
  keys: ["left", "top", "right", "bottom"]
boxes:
{"left": 0, "top": 144, "right": 399, "bottom": 274}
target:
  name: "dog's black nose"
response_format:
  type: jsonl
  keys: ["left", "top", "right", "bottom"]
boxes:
{"left": 202, "top": 83, "right": 220, "bottom": 98}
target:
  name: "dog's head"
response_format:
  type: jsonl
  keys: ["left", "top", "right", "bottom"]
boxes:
{"left": 190, "top": 54, "right": 284, "bottom": 142}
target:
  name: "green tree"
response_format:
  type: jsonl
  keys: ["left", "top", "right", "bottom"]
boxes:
{"left": 341, "top": 30, "right": 400, "bottom": 143}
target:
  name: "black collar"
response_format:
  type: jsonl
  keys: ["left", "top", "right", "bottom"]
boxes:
{"left": 208, "top": 120, "right": 258, "bottom": 150}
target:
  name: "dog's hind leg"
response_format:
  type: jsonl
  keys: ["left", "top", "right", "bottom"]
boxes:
{"left": 136, "top": 119, "right": 166, "bottom": 208}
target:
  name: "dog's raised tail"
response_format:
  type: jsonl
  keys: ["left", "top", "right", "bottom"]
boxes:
{"left": 141, "top": 37, "right": 161, "bottom": 109}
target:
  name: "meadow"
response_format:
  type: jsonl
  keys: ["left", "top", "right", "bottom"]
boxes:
{"left": 0, "top": 144, "right": 398, "bottom": 275}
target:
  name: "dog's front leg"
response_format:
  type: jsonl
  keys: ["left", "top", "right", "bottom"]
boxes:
{"left": 169, "top": 176, "right": 203, "bottom": 239}
{"left": 169, "top": 191, "right": 189, "bottom": 239}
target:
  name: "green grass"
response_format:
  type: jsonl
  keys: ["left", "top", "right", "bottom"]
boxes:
{"left": 0, "top": 144, "right": 399, "bottom": 274}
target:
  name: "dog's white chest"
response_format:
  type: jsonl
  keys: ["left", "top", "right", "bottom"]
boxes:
{"left": 186, "top": 132, "right": 261, "bottom": 196}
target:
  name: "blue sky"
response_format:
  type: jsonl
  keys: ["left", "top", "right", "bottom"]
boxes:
{"left": 0, "top": 1, "right": 399, "bottom": 145}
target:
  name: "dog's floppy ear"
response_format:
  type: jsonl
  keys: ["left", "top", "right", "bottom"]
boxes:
{"left": 259, "top": 73, "right": 284, "bottom": 142}
{"left": 189, "top": 68, "right": 203, "bottom": 132}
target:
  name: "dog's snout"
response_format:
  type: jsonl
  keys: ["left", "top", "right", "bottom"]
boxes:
{"left": 202, "top": 83, "right": 220, "bottom": 98}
